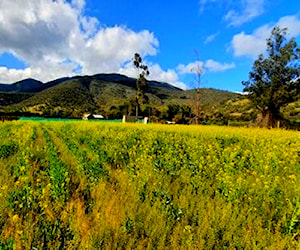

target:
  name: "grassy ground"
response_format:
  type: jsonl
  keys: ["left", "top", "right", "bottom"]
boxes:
{"left": 0, "top": 121, "right": 299, "bottom": 249}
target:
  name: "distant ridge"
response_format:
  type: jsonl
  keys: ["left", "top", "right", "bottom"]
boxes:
{"left": 0, "top": 78, "right": 44, "bottom": 92}
{"left": 0, "top": 73, "right": 181, "bottom": 93}
{"left": 0, "top": 73, "right": 297, "bottom": 125}
{"left": 0, "top": 73, "right": 262, "bottom": 123}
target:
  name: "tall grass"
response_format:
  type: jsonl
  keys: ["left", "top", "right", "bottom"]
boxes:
{"left": 0, "top": 121, "right": 299, "bottom": 249}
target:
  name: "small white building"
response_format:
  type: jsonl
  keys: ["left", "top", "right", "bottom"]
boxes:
{"left": 93, "top": 114, "right": 104, "bottom": 119}
{"left": 122, "top": 115, "right": 149, "bottom": 124}
{"left": 83, "top": 114, "right": 104, "bottom": 120}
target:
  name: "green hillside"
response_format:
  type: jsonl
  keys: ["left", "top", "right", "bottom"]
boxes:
{"left": 0, "top": 74, "right": 238, "bottom": 119}
{"left": 0, "top": 73, "right": 298, "bottom": 126}
{"left": 0, "top": 92, "right": 34, "bottom": 106}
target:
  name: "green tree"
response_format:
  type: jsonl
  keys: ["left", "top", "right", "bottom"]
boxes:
{"left": 167, "top": 104, "right": 192, "bottom": 124}
{"left": 133, "top": 53, "right": 150, "bottom": 117}
{"left": 243, "top": 26, "right": 300, "bottom": 127}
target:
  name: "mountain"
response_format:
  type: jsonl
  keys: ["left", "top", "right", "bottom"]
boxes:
{"left": 0, "top": 92, "right": 34, "bottom": 106}
{"left": 0, "top": 73, "right": 188, "bottom": 105}
{"left": 0, "top": 73, "right": 246, "bottom": 121}
{"left": 0, "top": 78, "right": 44, "bottom": 92}
{"left": 1, "top": 73, "right": 298, "bottom": 126}
{"left": 0, "top": 74, "right": 181, "bottom": 93}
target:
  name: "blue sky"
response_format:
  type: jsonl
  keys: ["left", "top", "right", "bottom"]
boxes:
{"left": 0, "top": 0, "right": 299, "bottom": 91}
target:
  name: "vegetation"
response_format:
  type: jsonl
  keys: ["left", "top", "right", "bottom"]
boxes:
{"left": 243, "top": 26, "right": 300, "bottom": 127}
{"left": 0, "top": 92, "right": 34, "bottom": 107}
{"left": 0, "top": 29, "right": 299, "bottom": 127}
{"left": 0, "top": 121, "right": 299, "bottom": 249}
{"left": 133, "top": 53, "right": 150, "bottom": 117}
{"left": 0, "top": 74, "right": 247, "bottom": 123}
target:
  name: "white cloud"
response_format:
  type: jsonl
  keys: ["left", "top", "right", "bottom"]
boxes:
{"left": 199, "top": 0, "right": 217, "bottom": 13}
{"left": 80, "top": 26, "right": 159, "bottom": 75}
{"left": 0, "top": 67, "right": 32, "bottom": 83}
{"left": 71, "top": 0, "right": 86, "bottom": 11}
{"left": 177, "top": 61, "right": 204, "bottom": 75}
{"left": 277, "top": 16, "right": 300, "bottom": 37}
{"left": 204, "top": 32, "right": 220, "bottom": 44}
{"left": 231, "top": 15, "right": 300, "bottom": 57}
{"left": 225, "top": 0, "right": 265, "bottom": 27}
{"left": 177, "top": 60, "right": 235, "bottom": 74}
{"left": 231, "top": 27, "right": 269, "bottom": 57}
{"left": 200, "top": 0, "right": 265, "bottom": 26}
{"left": 205, "top": 60, "right": 236, "bottom": 72}
{"left": 149, "top": 64, "right": 187, "bottom": 89}
{"left": 119, "top": 62, "right": 188, "bottom": 90}
{"left": 0, "top": 0, "right": 167, "bottom": 85}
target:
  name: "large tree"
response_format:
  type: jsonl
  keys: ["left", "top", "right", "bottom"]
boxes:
{"left": 243, "top": 26, "right": 300, "bottom": 127}
{"left": 133, "top": 53, "right": 149, "bottom": 117}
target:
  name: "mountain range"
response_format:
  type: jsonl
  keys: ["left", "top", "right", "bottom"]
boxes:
{"left": 0, "top": 73, "right": 298, "bottom": 124}
{"left": 0, "top": 74, "right": 180, "bottom": 93}
{"left": 0, "top": 73, "right": 238, "bottom": 116}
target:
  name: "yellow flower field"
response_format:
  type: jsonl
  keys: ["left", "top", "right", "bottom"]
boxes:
{"left": 0, "top": 121, "right": 299, "bottom": 249}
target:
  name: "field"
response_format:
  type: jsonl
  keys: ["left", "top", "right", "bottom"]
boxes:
{"left": 0, "top": 121, "right": 299, "bottom": 249}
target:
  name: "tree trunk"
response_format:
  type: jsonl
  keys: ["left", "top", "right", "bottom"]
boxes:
{"left": 255, "top": 109, "right": 279, "bottom": 128}
{"left": 135, "top": 96, "right": 139, "bottom": 118}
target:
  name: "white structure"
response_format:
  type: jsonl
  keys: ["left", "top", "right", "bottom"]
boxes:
{"left": 122, "top": 115, "right": 149, "bottom": 124}
{"left": 93, "top": 114, "right": 104, "bottom": 119}
{"left": 82, "top": 114, "right": 104, "bottom": 120}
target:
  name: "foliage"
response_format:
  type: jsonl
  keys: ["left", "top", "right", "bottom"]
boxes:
{"left": 0, "top": 142, "right": 18, "bottom": 159}
{"left": 0, "top": 72, "right": 266, "bottom": 125}
{"left": 133, "top": 53, "right": 150, "bottom": 117}
{"left": 0, "top": 121, "right": 299, "bottom": 249}
{"left": 0, "top": 92, "right": 34, "bottom": 106}
{"left": 243, "top": 26, "right": 300, "bottom": 127}
{"left": 166, "top": 104, "right": 193, "bottom": 124}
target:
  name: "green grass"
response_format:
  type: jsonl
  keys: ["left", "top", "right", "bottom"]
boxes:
{"left": 0, "top": 121, "right": 299, "bottom": 249}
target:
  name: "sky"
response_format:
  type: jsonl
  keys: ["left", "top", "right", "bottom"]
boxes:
{"left": 0, "top": 0, "right": 299, "bottom": 92}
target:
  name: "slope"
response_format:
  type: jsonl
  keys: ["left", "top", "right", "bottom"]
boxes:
{"left": 0, "top": 73, "right": 243, "bottom": 120}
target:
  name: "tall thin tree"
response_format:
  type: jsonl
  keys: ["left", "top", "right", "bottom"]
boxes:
{"left": 191, "top": 50, "right": 202, "bottom": 124}
{"left": 133, "top": 53, "right": 150, "bottom": 117}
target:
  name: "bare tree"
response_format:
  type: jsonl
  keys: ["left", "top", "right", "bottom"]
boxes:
{"left": 190, "top": 50, "right": 203, "bottom": 125}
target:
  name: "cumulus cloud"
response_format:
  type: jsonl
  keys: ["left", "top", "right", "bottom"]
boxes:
{"left": 148, "top": 64, "right": 188, "bottom": 89}
{"left": 0, "top": 63, "right": 78, "bottom": 84}
{"left": 119, "top": 62, "right": 188, "bottom": 90}
{"left": 205, "top": 60, "right": 236, "bottom": 72}
{"left": 231, "top": 27, "right": 269, "bottom": 57}
{"left": 231, "top": 15, "right": 300, "bottom": 58}
{"left": 0, "top": 67, "right": 32, "bottom": 83}
{"left": 177, "top": 61, "right": 203, "bottom": 75}
{"left": 177, "top": 60, "right": 235, "bottom": 74}
{"left": 277, "top": 16, "right": 300, "bottom": 37}
{"left": 225, "top": 0, "right": 266, "bottom": 27}
{"left": 0, "top": 0, "right": 172, "bottom": 85}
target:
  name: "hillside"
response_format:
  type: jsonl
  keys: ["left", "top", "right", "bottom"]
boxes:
{"left": 0, "top": 78, "right": 44, "bottom": 92}
{"left": 0, "top": 74, "right": 240, "bottom": 119}
{"left": 0, "top": 73, "right": 299, "bottom": 125}
{"left": 0, "top": 92, "right": 34, "bottom": 106}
